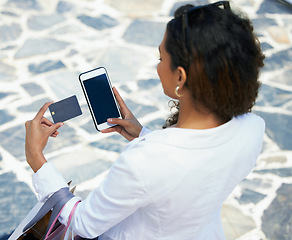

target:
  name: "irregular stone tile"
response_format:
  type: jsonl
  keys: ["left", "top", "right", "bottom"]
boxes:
{"left": 6, "top": 0, "right": 41, "bottom": 10}
{"left": 0, "top": 110, "right": 15, "bottom": 125}
{"left": 14, "top": 38, "right": 69, "bottom": 59}
{"left": 105, "top": 0, "right": 163, "bottom": 17}
{"left": 99, "top": 47, "right": 150, "bottom": 83}
{"left": 261, "top": 42, "right": 273, "bottom": 52}
{"left": 0, "top": 23, "right": 22, "bottom": 43}
{"left": 221, "top": 204, "right": 256, "bottom": 239}
{"left": 77, "top": 14, "right": 118, "bottom": 30}
{"left": 259, "top": 155, "right": 287, "bottom": 164}
{"left": 256, "top": 84, "right": 292, "bottom": 107}
{"left": 123, "top": 20, "right": 165, "bottom": 47}
{"left": 268, "top": 26, "right": 290, "bottom": 44}
{"left": 56, "top": 0, "right": 75, "bottom": 13}
{"left": 80, "top": 120, "right": 97, "bottom": 133}
{"left": 257, "top": 0, "right": 292, "bottom": 14}
{"left": 27, "top": 14, "right": 66, "bottom": 31}
{"left": 254, "top": 168, "right": 292, "bottom": 177}
{"left": 44, "top": 70, "right": 84, "bottom": 100}
{"left": 146, "top": 118, "right": 165, "bottom": 130}
{"left": 255, "top": 111, "right": 292, "bottom": 150}
{"left": 262, "top": 183, "right": 292, "bottom": 239}
{"left": 90, "top": 135, "right": 128, "bottom": 153}
{"left": 0, "top": 92, "right": 15, "bottom": 99}
{"left": 125, "top": 99, "right": 159, "bottom": 118}
{"left": 0, "top": 62, "right": 16, "bottom": 81}
{"left": 21, "top": 82, "right": 45, "bottom": 96}
{"left": 0, "top": 125, "right": 26, "bottom": 160}
{"left": 50, "top": 25, "right": 82, "bottom": 35}
{"left": 239, "top": 178, "right": 272, "bottom": 190}
{"left": 50, "top": 146, "right": 113, "bottom": 184}
{"left": 263, "top": 47, "right": 292, "bottom": 72}
{"left": 237, "top": 189, "right": 266, "bottom": 205}
{"left": 0, "top": 172, "right": 37, "bottom": 237}
{"left": 281, "top": 68, "right": 292, "bottom": 85}
{"left": 137, "top": 78, "right": 160, "bottom": 89}
{"left": 0, "top": 11, "right": 18, "bottom": 17}
{"left": 28, "top": 60, "right": 65, "bottom": 74}
{"left": 251, "top": 17, "right": 277, "bottom": 33}
{"left": 17, "top": 97, "right": 51, "bottom": 112}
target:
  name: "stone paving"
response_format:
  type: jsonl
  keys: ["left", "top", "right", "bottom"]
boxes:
{"left": 0, "top": 0, "right": 292, "bottom": 239}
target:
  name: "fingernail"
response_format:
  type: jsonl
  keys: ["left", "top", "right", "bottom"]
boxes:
{"left": 108, "top": 118, "right": 112, "bottom": 122}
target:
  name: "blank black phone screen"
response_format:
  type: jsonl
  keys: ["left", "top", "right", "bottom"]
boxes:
{"left": 83, "top": 74, "right": 120, "bottom": 124}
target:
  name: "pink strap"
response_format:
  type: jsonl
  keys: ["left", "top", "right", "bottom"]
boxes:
{"left": 45, "top": 200, "right": 81, "bottom": 239}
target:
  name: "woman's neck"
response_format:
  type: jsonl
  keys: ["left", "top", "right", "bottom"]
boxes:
{"left": 175, "top": 95, "right": 227, "bottom": 130}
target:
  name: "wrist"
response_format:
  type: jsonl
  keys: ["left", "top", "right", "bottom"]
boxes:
{"left": 26, "top": 151, "right": 47, "bottom": 173}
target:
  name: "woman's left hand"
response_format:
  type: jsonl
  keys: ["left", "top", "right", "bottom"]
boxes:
{"left": 25, "top": 102, "right": 64, "bottom": 172}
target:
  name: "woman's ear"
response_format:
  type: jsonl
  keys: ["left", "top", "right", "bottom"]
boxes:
{"left": 176, "top": 66, "right": 187, "bottom": 87}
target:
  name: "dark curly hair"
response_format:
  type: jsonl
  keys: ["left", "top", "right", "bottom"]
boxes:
{"left": 163, "top": 2, "right": 264, "bottom": 128}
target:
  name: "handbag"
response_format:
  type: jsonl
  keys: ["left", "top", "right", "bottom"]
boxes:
{"left": 11, "top": 186, "right": 87, "bottom": 240}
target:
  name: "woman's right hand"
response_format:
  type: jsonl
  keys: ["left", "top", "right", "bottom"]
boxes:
{"left": 101, "top": 87, "right": 143, "bottom": 141}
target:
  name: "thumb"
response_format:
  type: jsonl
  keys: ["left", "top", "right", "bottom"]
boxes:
{"left": 48, "top": 122, "right": 64, "bottom": 135}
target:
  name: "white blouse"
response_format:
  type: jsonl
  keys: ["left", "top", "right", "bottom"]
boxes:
{"left": 33, "top": 113, "right": 265, "bottom": 240}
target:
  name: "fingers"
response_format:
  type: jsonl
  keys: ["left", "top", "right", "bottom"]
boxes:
{"left": 34, "top": 101, "right": 53, "bottom": 121}
{"left": 112, "top": 87, "right": 129, "bottom": 112}
{"left": 107, "top": 118, "right": 130, "bottom": 128}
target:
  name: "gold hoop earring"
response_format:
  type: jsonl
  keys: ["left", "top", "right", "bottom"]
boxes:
{"left": 175, "top": 86, "right": 183, "bottom": 98}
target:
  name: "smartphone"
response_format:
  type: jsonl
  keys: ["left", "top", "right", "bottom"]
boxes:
{"left": 79, "top": 67, "right": 121, "bottom": 131}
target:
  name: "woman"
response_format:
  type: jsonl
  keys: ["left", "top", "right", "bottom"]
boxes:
{"left": 25, "top": 1, "right": 265, "bottom": 239}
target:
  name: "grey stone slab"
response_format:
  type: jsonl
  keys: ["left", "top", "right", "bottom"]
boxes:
{"left": 262, "top": 183, "right": 292, "bottom": 240}
{"left": 0, "top": 91, "right": 15, "bottom": 100}
{"left": 256, "top": 84, "right": 292, "bottom": 107}
{"left": 254, "top": 168, "right": 292, "bottom": 177}
{"left": 125, "top": 99, "right": 159, "bottom": 118}
{"left": 6, "top": 0, "right": 42, "bottom": 10}
{"left": 257, "top": 0, "right": 292, "bottom": 14}
{"left": 281, "top": 68, "right": 292, "bottom": 85}
{"left": 90, "top": 135, "right": 128, "bottom": 153}
{"left": 21, "top": 82, "right": 45, "bottom": 96}
{"left": 14, "top": 38, "right": 69, "bottom": 59}
{"left": 251, "top": 17, "right": 277, "bottom": 33}
{"left": 123, "top": 20, "right": 165, "bottom": 47}
{"left": 44, "top": 70, "right": 84, "bottom": 100}
{"left": 0, "top": 125, "right": 26, "bottom": 160}
{"left": 261, "top": 42, "right": 273, "bottom": 52}
{"left": 255, "top": 111, "right": 292, "bottom": 150}
{"left": 0, "top": 110, "right": 15, "bottom": 125}
{"left": 263, "top": 47, "right": 292, "bottom": 72}
{"left": 57, "top": 0, "right": 75, "bottom": 13}
{"left": 17, "top": 97, "right": 51, "bottom": 112}
{"left": 98, "top": 47, "right": 150, "bottom": 83}
{"left": 0, "top": 62, "right": 16, "bottom": 81}
{"left": 146, "top": 118, "right": 165, "bottom": 130}
{"left": 240, "top": 178, "right": 272, "bottom": 190}
{"left": 27, "top": 14, "right": 66, "bottom": 31}
{"left": 221, "top": 204, "right": 256, "bottom": 239}
{"left": 237, "top": 189, "right": 266, "bottom": 205}
{"left": 0, "top": 172, "right": 37, "bottom": 237}
{"left": 0, "top": 11, "right": 18, "bottom": 17}
{"left": 0, "top": 23, "right": 22, "bottom": 43}
{"left": 28, "top": 60, "right": 66, "bottom": 74}
{"left": 77, "top": 14, "right": 118, "bottom": 30}
{"left": 137, "top": 78, "right": 160, "bottom": 89}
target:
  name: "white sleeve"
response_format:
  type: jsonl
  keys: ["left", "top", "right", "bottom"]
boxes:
{"left": 32, "top": 162, "right": 68, "bottom": 202}
{"left": 139, "top": 127, "right": 152, "bottom": 137}
{"left": 65, "top": 149, "right": 149, "bottom": 238}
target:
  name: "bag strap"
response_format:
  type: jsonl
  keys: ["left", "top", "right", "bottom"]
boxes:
{"left": 23, "top": 187, "right": 74, "bottom": 233}
{"left": 45, "top": 200, "right": 81, "bottom": 239}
